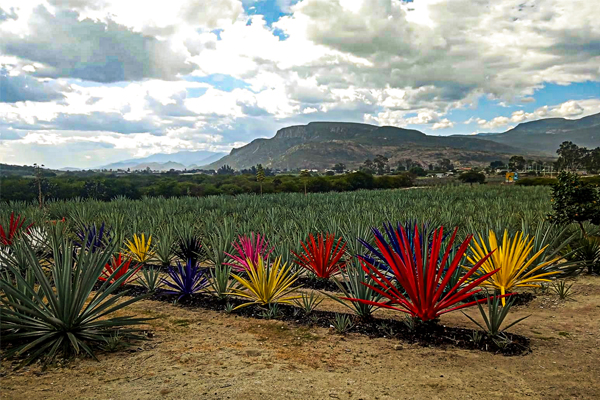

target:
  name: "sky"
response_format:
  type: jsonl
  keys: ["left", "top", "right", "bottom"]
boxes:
{"left": 0, "top": 0, "right": 599, "bottom": 169}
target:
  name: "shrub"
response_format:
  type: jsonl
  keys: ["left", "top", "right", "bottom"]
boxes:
{"left": 458, "top": 171, "right": 486, "bottom": 185}
{"left": 74, "top": 222, "right": 113, "bottom": 253}
{"left": 292, "top": 233, "right": 347, "bottom": 279}
{"left": 161, "top": 260, "right": 209, "bottom": 299}
{"left": 138, "top": 266, "right": 163, "bottom": 292}
{"left": 174, "top": 225, "right": 205, "bottom": 265}
{"left": 328, "top": 260, "right": 383, "bottom": 318}
{"left": 0, "top": 213, "right": 33, "bottom": 246}
{"left": 225, "top": 233, "right": 273, "bottom": 272}
{"left": 0, "top": 239, "right": 149, "bottom": 365}
{"left": 228, "top": 256, "right": 300, "bottom": 309}
{"left": 345, "top": 226, "right": 506, "bottom": 322}
{"left": 99, "top": 253, "right": 142, "bottom": 286}
{"left": 468, "top": 230, "right": 562, "bottom": 303}
{"left": 462, "top": 292, "right": 529, "bottom": 337}
{"left": 124, "top": 233, "right": 155, "bottom": 264}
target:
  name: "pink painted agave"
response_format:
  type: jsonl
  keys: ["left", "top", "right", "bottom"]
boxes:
{"left": 224, "top": 233, "right": 273, "bottom": 272}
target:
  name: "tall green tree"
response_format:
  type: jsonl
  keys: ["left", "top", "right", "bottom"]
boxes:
{"left": 508, "top": 155, "right": 526, "bottom": 171}
{"left": 373, "top": 154, "right": 389, "bottom": 175}
{"left": 332, "top": 163, "right": 346, "bottom": 173}
{"left": 556, "top": 141, "right": 587, "bottom": 171}
{"left": 548, "top": 171, "right": 600, "bottom": 236}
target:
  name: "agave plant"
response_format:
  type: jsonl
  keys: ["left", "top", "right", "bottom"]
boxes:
{"left": 359, "top": 221, "right": 444, "bottom": 274}
{"left": 154, "top": 227, "right": 175, "bottom": 267}
{"left": 345, "top": 226, "right": 508, "bottom": 322}
{"left": 328, "top": 260, "right": 384, "bottom": 318}
{"left": 208, "top": 263, "right": 235, "bottom": 300}
{"left": 99, "top": 253, "right": 142, "bottom": 286}
{"left": 161, "top": 260, "right": 209, "bottom": 299}
{"left": 138, "top": 266, "right": 163, "bottom": 292}
{"left": 292, "top": 233, "right": 347, "bottom": 279}
{"left": 174, "top": 227, "right": 205, "bottom": 265}
{"left": 0, "top": 213, "right": 33, "bottom": 246}
{"left": 124, "top": 233, "right": 155, "bottom": 264}
{"left": 462, "top": 291, "right": 530, "bottom": 337}
{"left": 228, "top": 256, "right": 301, "bottom": 309}
{"left": 0, "top": 239, "right": 150, "bottom": 365}
{"left": 74, "top": 222, "right": 113, "bottom": 253}
{"left": 225, "top": 233, "right": 273, "bottom": 272}
{"left": 468, "top": 230, "right": 562, "bottom": 304}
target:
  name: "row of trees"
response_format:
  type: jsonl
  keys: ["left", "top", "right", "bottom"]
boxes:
{"left": 360, "top": 155, "right": 455, "bottom": 176}
{"left": 0, "top": 171, "right": 415, "bottom": 203}
{"left": 556, "top": 141, "right": 600, "bottom": 173}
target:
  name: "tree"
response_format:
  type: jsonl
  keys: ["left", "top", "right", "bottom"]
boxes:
{"left": 332, "top": 163, "right": 346, "bottom": 173}
{"left": 256, "top": 164, "right": 265, "bottom": 195}
{"left": 300, "top": 170, "right": 310, "bottom": 195}
{"left": 373, "top": 154, "right": 389, "bottom": 175}
{"left": 84, "top": 180, "right": 108, "bottom": 200}
{"left": 409, "top": 166, "right": 426, "bottom": 177}
{"left": 508, "top": 156, "right": 526, "bottom": 171}
{"left": 585, "top": 147, "right": 600, "bottom": 173}
{"left": 217, "top": 165, "right": 235, "bottom": 175}
{"left": 489, "top": 160, "right": 505, "bottom": 169}
{"left": 361, "top": 159, "right": 375, "bottom": 174}
{"left": 458, "top": 171, "right": 486, "bottom": 185}
{"left": 438, "top": 158, "right": 454, "bottom": 172}
{"left": 556, "top": 141, "right": 586, "bottom": 171}
{"left": 548, "top": 171, "right": 600, "bottom": 236}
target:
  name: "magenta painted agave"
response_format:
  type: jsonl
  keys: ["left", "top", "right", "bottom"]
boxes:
{"left": 224, "top": 233, "right": 273, "bottom": 272}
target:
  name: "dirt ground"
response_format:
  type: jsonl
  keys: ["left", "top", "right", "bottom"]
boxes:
{"left": 2, "top": 276, "right": 600, "bottom": 400}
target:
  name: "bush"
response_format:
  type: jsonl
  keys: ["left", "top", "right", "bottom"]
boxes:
{"left": 0, "top": 238, "right": 149, "bottom": 365}
{"left": 458, "top": 171, "right": 486, "bottom": 185}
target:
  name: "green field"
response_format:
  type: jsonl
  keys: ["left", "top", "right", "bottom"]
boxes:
{"left": 2, "top": 185, "right": 552, "bottom": 259}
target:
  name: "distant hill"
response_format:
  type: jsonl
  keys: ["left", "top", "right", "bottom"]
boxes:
{"left": 99, "top": 150, "right": 227, "bottom": 170}
{"left": 459, "top": 112, "right": 600, "bottom": 155}
{"left": 205, "top": 122, "right": 531, "bottom": 170}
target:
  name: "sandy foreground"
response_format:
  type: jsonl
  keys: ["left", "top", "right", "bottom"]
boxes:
{"left": 2, "top": 276, "right": 600, "bottom": 400}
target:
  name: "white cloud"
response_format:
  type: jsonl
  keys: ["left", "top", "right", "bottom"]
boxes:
{"left": 1, "top": 0, "right": 600, "bottom": 167}
{"left": 432, "top": 118, "right": 454, "bottom": 130}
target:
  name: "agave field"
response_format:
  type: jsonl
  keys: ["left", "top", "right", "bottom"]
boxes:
{"left": 1, "top": 184, "right": 600, "bottom": 398}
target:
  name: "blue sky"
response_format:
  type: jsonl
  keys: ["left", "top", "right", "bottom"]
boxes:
{"left": 1, "top": 0, "right": 599, "bottom": 168}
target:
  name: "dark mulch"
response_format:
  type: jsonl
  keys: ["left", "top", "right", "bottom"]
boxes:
{"left": 296, "top": 276, "right": 341, "bottom": 292}
{"left": 106, "top": 283, "right": 531, "bottom": 356}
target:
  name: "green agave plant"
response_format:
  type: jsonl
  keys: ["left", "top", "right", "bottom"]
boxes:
{"left": 0, "top": 237, "right": 151, "bottom": 366}
{"left": 462, "top": 292, "right": 530, "bottom": 337}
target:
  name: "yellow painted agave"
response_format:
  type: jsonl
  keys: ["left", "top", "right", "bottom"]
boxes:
{"left": 468, "top": 230, "right": 561, "bottom": 304}
{"left": 229, "top": 256, "right": 301, "bottom": 309}
{"left": 124, "top": 233, "right": 155, "bottom": 264}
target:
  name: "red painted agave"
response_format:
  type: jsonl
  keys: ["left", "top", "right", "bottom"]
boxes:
{"left": 224, "top": 233, "right": 273, "bottom": 272}
{"left": 345, "top": 225, "right": 512, "bottom": 322}
{"left": 0, "top": 213, "right": 34, "bottom": 246}
{"left": 99, "top": 253, "right": 142, "bottom": 286}
{"left": 292, "top": 233, "right": 347, "bottom": 279}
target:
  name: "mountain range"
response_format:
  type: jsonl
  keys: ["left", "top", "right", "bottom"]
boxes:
{"left": 459, "top": 112, "right": 600, "bottom": 154}
{"left": 96, "top": 112, "right": 599, "bottom": 172}
{"left": 204, "top": 113, "right": 599, "bottom": 170}
{"left": 98, "top": 150, "right": 227, "bottom": 171}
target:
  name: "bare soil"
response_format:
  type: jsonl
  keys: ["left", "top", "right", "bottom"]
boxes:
{"left": 2, "top": 276, "right": 600, "bottom": 400}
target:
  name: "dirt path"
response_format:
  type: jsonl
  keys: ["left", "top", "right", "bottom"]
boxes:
{"left": 2, "top": 277, "right": 600, "bottom": 400}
